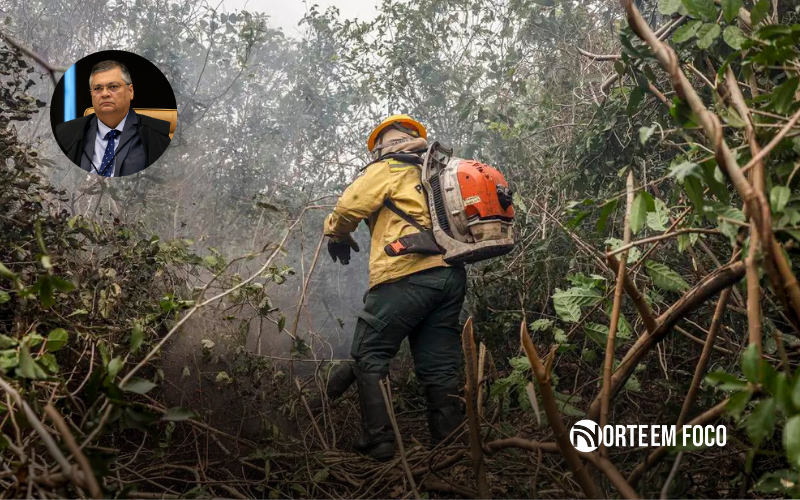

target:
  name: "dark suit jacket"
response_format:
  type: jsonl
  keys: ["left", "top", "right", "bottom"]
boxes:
{"left": 55, "top": 108, "right": 171, "bottom": 177}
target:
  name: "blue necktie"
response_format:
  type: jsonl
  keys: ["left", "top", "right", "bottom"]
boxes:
{"left": 99, "top": 129, "right": 121, "bottom": 177}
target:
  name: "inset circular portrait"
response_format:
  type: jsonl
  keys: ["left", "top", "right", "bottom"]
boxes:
{"left": 50, "top": 50, "right": 176, "bottom": 177}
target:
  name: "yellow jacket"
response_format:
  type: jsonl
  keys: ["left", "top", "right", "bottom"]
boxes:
{"left": 324, "top": 158, "right": 447, "bottom": 288}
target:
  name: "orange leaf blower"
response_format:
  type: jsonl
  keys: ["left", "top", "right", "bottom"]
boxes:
{"left": 422, "top": 142, "right": 516, "bottom": 264}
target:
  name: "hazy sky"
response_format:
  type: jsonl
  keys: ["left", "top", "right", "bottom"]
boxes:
{"left": 220, "top": 0, "right": 382, "bottom": 37}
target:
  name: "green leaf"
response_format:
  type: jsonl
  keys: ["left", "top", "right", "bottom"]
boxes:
{"left": 659, "top": 0, "right": 683, "bottom": 15}
{"left": 39, "top": 353, "right": 59, "bottom": 374}
{"left": 627, "top": 87, "right": 645, "bottom": 116}
{"left": 50, "top": 277, "right": 74, "bottom": 293}
{"left": 742, "top": 343, "right": 761, "bottom": 382}
{"left": 746, "top": 397, "right": 775, "bottom": 447}
{"left": 313, "top": 467, "right": 330, "bottom": 483}
{"left": 0, "top": 262, "right": 16, "bottom": 279}
{"left": 645, "top": 261, "right": 690, "bottom": 292}
{"left": 774, "top": 372, "right": 790, "bottom": 413}
{"left": 681, "top": 0, "right": 717, "bottom": 21}
{"left": 705, "top": 201, "right": 745, "bottom": 241}
{"left": 123, "top": 377, "right": 158, "bottom": 394}
{"left": 750, "top": 0, "right": 770, "bottom": 25}
{"left": 606, "top": 237, "right": 642, "bottom": 261}
{"left": 0, "top": 335, "right": 17, "bottom": 349}
{"left": 684, "top": 176, "right": 705, "bottom": 213}
{"left": 785, "top": 415, "right": 800, "bottom": 468}
{"left": 772, "top": 78, "right": 799, "bottom": 115}
{"left": 630, "top": 192, "right": 649, "bottom": 234}
{"left": 722, "top": 106, "right": 747, "bottom": 128}
{"left": 529, "top": 319, "right": 553, "bottom": 332}
{"left": 45, "top": 328, "right": 68, "bottom": 352}
{"left": 278, "top": 314, "right": 286, "bottom": 332}
{"left": 696, "top": 23, "right": 721, "bottom": 49}
{"left": 723, "top": 25, "right": 746, "bottom": 49}
{"left": 771, "top": 185, "right": 791, "bottom": 213}
{"left": 705, "top": 371, "right": 747, "bottom": 391}
{"left": 790, "top": 371, "right": 800, "bottom": 410}
{"left": 163, "top": 407, "right": 196, "bottom": 421}
{"left": 617, "top": 314, "right": 633, "bottom": 339}
{"left": 677, "top": 232, "right": 699, "bottom": 252}
{"left": 37, "top": 276, "right": 53, "bottom": 308}
{"left": 725, "top": 389, "right": 752, "bottom": 419}
{"left": 25, "top": 333, "right": 42, "bottom": 349}
{"left": 722, "top": 0, "right": 743, "bottom": 22}
{"left": 624, "top": 374, "right": 642, "bottom": 393}
{"left": 0, "top": 291, "right": 9, "bottom": 304}
{"left": 673, "top": 20, "right": 703, "bottom": 42}
{"left": 552, "top": 287, "right": 603, "bottom": 323}
{"left": 669, "top": 160, "right": 701, "bottom": 181}
{"left": 107, "top": 356, "right": 124, "bottom": 380}
{"left": 130, "top": 323, "right": 144, "bottom": 354}
{"left": 584, "top": 323, "right": 609, "bottom": 347}
{"left": 647, "top": 198, "right": 669, "bottom": 231}
{"left": 18, "top": 344, "right": 48, "bottom": 379}
{"left": 597, "top": 199, "right": 618, "bottom": 233}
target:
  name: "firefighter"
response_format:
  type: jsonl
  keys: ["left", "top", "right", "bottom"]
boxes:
{"left": 323, "top": 115, "right": 466, "bottom": 461}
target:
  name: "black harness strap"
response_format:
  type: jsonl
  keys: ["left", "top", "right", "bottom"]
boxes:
{"left": 382, "top": 199, "right": 429, "bottom": 233}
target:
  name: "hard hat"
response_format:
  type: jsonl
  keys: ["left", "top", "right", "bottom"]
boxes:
{"left": 367, "top": 114, "right": 427, "bottom": 152}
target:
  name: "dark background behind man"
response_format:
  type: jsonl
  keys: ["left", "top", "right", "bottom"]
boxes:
{"left": 50, "top": 50, "right": 176, "bottom": 126}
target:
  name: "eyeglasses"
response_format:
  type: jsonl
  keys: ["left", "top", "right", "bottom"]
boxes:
{"left": 90, "top": 83, "right": 128, "bottom": 95}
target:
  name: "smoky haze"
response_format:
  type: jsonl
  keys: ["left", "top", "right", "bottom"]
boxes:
{"left": 1, "top": 0, "right": 567, "bottom": 364}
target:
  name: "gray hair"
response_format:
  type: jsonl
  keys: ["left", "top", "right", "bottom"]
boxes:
{"left": 89, "top": 60, "right": 132, "bottom": 87}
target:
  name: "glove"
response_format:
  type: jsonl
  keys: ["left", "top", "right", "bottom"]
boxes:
{"left": 327, "top": 235, "right": 360, "bottom": 265}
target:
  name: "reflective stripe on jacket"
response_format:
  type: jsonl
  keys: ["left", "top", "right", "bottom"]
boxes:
{"left": 324, "top": 158, "right": 447, "bottom": 288}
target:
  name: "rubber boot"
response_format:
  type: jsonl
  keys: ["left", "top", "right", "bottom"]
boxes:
{"left": 308, "top": 362, "right": 357, "bottom": 414}
{"left": 354, "top": 369, "right": 395, "bottom": 461}
{"left": 426, "top": 387, "right": 464, "bottom": 446}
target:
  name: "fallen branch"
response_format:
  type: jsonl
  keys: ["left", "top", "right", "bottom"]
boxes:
{"left": 461, "top": 318, "right": 490, "bottom": 498}
{"left": 577, "top": 47, "right": 621, "bottom": 61}
{"left": 601, "top": 171, "right": 634, "bottom": 455}
{"left": 588, "top": 260, "right": 746, "bottom": 420}
{"left": 677, "top": 286, "right": 733, "bottom": 428}
{"left": 607, "top": 254, "right": 659, "bottom": 335}
{"left": 606, "top": 228, "right": 720, "bottom": 257}
{"left": 44, "top": 403, "right": 103, "bottom": 499}
{"left": 379, "top": 379, "right": 420, "bottom": 500}
{"left": 520, "top": 321, "right": 601, "bottom": 499}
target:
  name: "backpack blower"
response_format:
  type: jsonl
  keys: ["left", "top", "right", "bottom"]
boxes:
{"left": 384, "top": 142, "right": 516, "bottom": 264}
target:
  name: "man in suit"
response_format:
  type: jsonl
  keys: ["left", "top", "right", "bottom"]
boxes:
{"left": 55, "top": 60, "right": 171, "bottom": 177}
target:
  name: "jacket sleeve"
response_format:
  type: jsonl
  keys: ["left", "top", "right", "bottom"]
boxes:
{"left": 324, "top": 162, "right": 392, "bottom": 240}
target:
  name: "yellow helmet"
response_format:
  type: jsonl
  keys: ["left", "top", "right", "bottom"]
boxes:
{"left": 367, "top": 114, "right": 427, "bottom": 152}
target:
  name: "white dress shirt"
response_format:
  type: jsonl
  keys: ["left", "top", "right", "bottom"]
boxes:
{"left": 92, "top": 114, "right": 128, "bottom": 177}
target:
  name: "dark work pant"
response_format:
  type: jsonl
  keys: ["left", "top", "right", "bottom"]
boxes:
{"left": 350, "top": 266, "right": 467, "bottom": 398}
